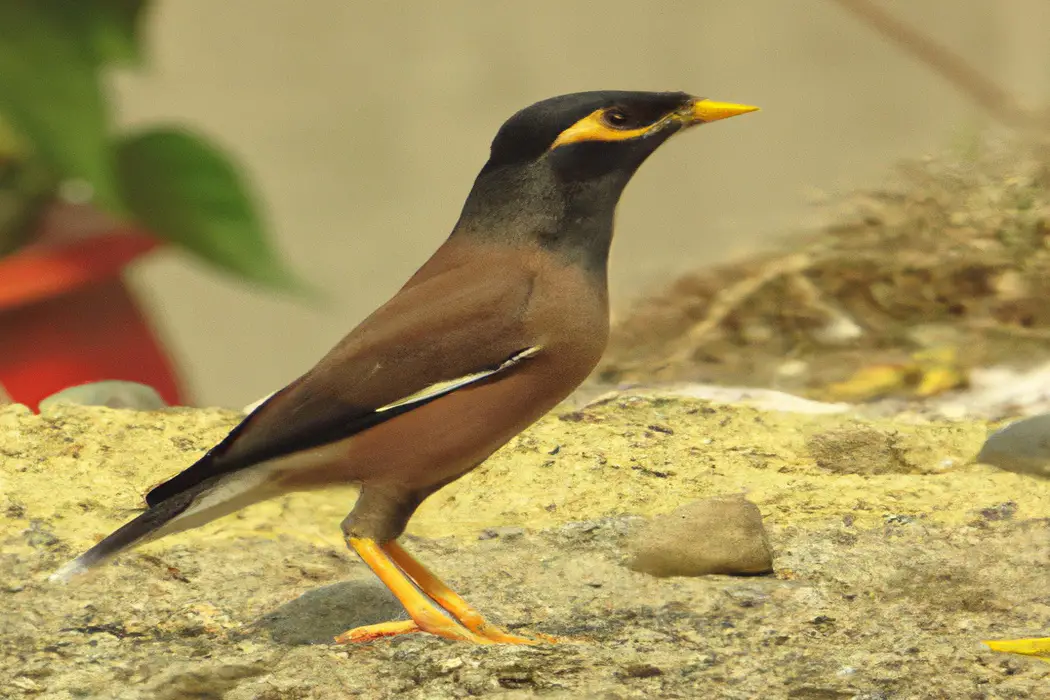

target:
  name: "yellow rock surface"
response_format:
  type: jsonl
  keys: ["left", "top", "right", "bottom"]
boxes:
{"left": 2, "top": 396, "right": 1045, "bottom": 558}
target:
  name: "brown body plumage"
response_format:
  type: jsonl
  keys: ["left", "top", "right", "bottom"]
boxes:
{"left": 52, "top": 91, "right": 757, "bottom": 644}
{"left": 279, "top": 241, "right": 609, "bottom": 540}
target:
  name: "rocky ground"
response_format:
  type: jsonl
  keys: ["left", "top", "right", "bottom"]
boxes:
{"left": 1, "top": 397, "right": 1048, "bottom": 699}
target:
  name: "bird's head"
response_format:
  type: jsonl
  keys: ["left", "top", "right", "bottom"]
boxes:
{"left": 484, "top": 90, "right": 757, "bottom": 181}
{"left": 455, "top": 91, "right": 758, "bottom": 268}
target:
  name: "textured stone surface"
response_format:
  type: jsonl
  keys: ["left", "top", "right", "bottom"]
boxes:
{"left": 627, "top": 496, "right": 773, "bottom": 577}
{"left": 807, "top": 425, "right": 929, "bottom": 475}
{"left": 255, "top": 580, "right": 405, "bottom": 645}
{"left": 2, "top": 397, "right": 1048, "bottom": 698}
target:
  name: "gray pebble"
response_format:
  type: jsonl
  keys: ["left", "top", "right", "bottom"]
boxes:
{"left": 976, "top": 414, "right": 1050, "bottom": 478}
{"left": 39, "top": 381, "right": 168, "bottom": 412}
{"left": 626, "top": 495, "right": 773, "bottom": 577}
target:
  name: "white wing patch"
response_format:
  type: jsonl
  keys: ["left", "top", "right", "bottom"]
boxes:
{"left": 375, "top": 346, "right": 542, "bottom": 414}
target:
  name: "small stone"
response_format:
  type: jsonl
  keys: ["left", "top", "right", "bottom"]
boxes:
{"left": 976, "top": 414, "right": 1050, "bottom": 478}
{"left": 626, "top": 495, "right": 773, "bottom": 577}
{"left": 39, "top": 381, "right": 167, "bottom": 412}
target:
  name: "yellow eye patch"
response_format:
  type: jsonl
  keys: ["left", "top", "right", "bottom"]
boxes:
{"left": 548, "top": 99, "right": 758, "bottom": 151}
{"left": 549, "top": 109, "right": 663, "bottom": 150}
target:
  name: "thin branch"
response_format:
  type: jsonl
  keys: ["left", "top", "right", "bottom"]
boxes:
{"left": 829, "top": 0, "right": 1046, "bottom": 132}
{"left": 668, "top": 253, "right": 816, "bottom": 363}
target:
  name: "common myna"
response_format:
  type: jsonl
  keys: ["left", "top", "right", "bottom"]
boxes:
{"left": 51, "top": 91, "right": 758, "bottom": 644}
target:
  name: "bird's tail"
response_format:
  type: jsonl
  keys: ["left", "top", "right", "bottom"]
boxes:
{"left": 50, "top": 460, "right": 287, "bottom": 583}
{"left": 48, "top": 485, "right": 203, "bottom": 583}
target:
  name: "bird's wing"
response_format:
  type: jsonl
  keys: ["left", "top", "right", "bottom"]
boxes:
{"left": 145, "top": 262, "right": 539, "bottom": 506}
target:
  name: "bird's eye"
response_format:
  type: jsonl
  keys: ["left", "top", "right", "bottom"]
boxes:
{"left": 603, "top": 109, "right": 630, "bottom": 128}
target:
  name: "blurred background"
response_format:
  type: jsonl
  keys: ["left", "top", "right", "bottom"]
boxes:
{"left": 3, "top": 0, "right": 1050, "bottom": 411}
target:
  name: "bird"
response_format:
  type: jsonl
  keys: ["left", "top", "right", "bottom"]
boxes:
{"left": 50, "top": 91, "right": 758, "bottom": 644}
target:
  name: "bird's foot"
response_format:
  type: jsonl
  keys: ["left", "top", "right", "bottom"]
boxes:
{"left": 380, "top": 539, "right": 555, "bottom": 644}
{"left": 459, "top": 622, "right": 546, "bottom": 645}
{"left": 447, "top": 611, "right": 555, "bottom": 645}
{"left": 983, "top": 637, "right": 1050, "bottom": 662}
{"left": 332, "top": 612, "right": 560, "bottom": 646}
{"left": 333, "top": 614, "right": 555, "bottom": 645}
{"left": 341, "top": 537, "right": 560, "bottom": 645}
{"left": 483, "top": 628, "right": 561, "bottom": 644}
{"left": 335, "top": 615, "right": 492, "bottom": 645}
{"left": 334, "top": 619, "right": 420, "bottom": 644}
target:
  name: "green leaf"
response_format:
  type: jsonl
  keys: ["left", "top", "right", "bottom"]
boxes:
{"left": 116, "top": 127, "right": 308, "bottom": 293}
{"left": 82, "top": 0, "right": 152, "bottom": 67}
{"left": 0, "top": 1, "right": 123, "bottom": 213}
{"left": 0, "top": 112, "right": 26, "bottom": 157}
{"left": 25, "top": 1, "right": 151, "bottom": 68}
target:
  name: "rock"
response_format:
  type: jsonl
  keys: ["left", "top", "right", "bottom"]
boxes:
{"left": 38, "top": 381, "right": 167, "bottom": 412}
{"left": 976, "top": 414, "right": 1050, "bottom": 478}
{"left": 626, "top": 495, "right": 773, "bottom": 577}
{"left": 254, "top": 579, "right": 405, "bottom": 645}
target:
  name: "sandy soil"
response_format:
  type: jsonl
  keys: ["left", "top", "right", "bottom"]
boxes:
{"left": 1, "top": 398, "right": 1048, "bottom": 699}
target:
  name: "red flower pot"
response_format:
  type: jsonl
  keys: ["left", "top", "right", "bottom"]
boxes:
{"left": 0, "top": 229, "right": 187, "bottom": 410}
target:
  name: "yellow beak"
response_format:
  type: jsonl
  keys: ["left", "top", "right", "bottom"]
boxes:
{"left": 685, "top": 99, "right": 760, "bottom": 124}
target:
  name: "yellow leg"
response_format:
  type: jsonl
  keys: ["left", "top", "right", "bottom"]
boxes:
{"left": 384, "top": 540, "right": 553, "bottom": 644}
{"left": 334, "top": 537, "right": 492, "bottom": 644}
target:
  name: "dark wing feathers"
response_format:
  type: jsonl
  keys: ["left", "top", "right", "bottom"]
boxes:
{"left": 146, "top": 264, "right": 537, "bottom": 506}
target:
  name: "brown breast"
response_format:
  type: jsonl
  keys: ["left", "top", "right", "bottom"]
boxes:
{"left": 282, "top": 243, "right": 610, "bottom": 494}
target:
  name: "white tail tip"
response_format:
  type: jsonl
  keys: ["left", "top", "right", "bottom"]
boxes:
{"left": 48, "top": 558, "right": 87, "bottom": 584}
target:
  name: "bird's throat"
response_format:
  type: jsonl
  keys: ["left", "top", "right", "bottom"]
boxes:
{"left": 451, "top": 161, "right": 623, "bottom": 276}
